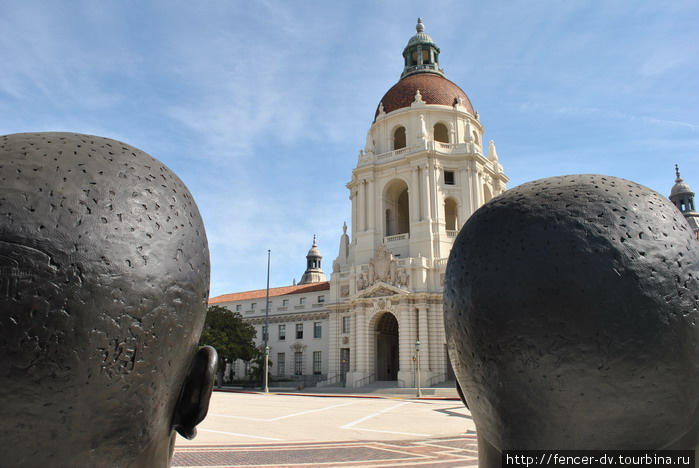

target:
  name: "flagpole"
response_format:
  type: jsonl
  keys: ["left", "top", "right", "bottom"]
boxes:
{"left": 263, "top": 249, "right": 271, "bottom": 393}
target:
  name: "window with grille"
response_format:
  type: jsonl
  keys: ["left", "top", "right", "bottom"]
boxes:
{"left": 294, "top": 351, "right": 303, "bottom": 375}
{"left": 314, "top": 322, "right": 322, "bottom": 339}
{"left": 277, "top": 353, "right": 285, "bottom": 376}
{"left": 278, "top": 324, "right": 286, "bottom": 341}
{"left": 313, "top": 351, "right": 322, "bottom": 375}
{"left": 296, "top": 323, "right": 303, "bottom": 339}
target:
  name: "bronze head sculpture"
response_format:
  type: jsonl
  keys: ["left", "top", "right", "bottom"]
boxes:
{"left": 0, "top": 133, "right": 217, "bottom": 467}
{"left": 444, "top": 175, "right": 699, "bottom": 466}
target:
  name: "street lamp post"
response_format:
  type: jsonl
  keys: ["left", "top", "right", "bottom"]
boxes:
{"left": 416, "top": 339, "right": 422, "bottom": 398}
{"left": 263, "top": 249, "right": 271, "bottom": 393}
{"left": 263, "top": 345, "right": 270, "bottom": 393}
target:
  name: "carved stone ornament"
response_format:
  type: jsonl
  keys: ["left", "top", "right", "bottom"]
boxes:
{"left": 356, "top": 245, "right": 410, "bottom": 291}
{"left": 340, "top": 285, "right": 350, "bottom": 297}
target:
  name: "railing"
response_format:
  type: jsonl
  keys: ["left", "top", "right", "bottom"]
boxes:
{"left": 384, "top": 233, "right": 408, "bottom": 243}
{"left": 435, "top": 142, "right": 459, "bottom": 151}
{"left": 425, "top": 373, "right": 448, "bottom": 388}
{"left": 356, "top": 373, "right": 376, "bottom": 388}
{"left": 317, "top": 374, "right": 344, "bottom": 388}
{"left": 294, "top": 305, "right": 305, "bottom": 310}
{"left": 277, "top": 306, "right": 288, "bottom": 311}
{"left": 433, "top": 258, "right": 448, "bottom": 267}
{"left": 446, "top": 230, "right": 458, "bottom": 238}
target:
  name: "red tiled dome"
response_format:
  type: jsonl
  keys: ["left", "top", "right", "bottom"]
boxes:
{"left": 375, "top": 73, "right": 474, "bottom": 120}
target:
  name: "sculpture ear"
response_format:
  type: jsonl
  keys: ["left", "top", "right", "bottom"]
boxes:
{"left": 172, "top": 346, "right": 218, "bottom": 440}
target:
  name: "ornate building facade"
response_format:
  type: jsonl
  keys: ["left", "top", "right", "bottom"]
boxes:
{"left": 209, "top": 19, "right": 508, "bottom": 387}
{"left": 323, "top": 19, "right": 508, "bottom": 388}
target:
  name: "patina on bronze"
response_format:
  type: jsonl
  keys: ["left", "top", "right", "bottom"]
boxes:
{"left": 0, "top": 133, "right": 217, "bottom": 468}
{"left": 444, "top": 175, "right": 699, "bottom": 466}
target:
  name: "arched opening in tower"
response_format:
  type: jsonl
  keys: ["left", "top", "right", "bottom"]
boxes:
{"left": 384, "top": 179, "right": 410, "bottom": 237}
{"left": 393, "top": 126, "right": 406, "bottom": 150}
{"left": 445, "top": 197, "right": 458, "bottom": 231}
{"left": 375, "top": 312, "right": 399, "bottom": 381}
{"left": 434, "top": 123, "right": 449, "bottom": 143}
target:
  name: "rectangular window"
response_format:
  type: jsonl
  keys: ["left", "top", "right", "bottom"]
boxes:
{"left": 317, "top": 295, "right": 325, "bottom": 303}
{"left": 235, "top": 304, "right": 241, "bottom": 311}
{"left": 277, "top": 353, "right": 285, "bottom": 376}
{"left": 261, "top": 325, "right": 268, "bottom": 342}
{"left": 300, "top": 297, "right": 306, "bottom": 305}
{"left": 313, "top": 351, "right": 322, "bottom": 375}
{"left": 282, "top": 299, "right": 289, "bottom": 306}
{"left": 251, "top": 302, "right": 257, "bottom": 309}
{"left": 342, "top": 316, "right": 351, "bottom": 334}
{"left": 313, "top": 322, "right": 322, "bottom": 339}
{"left": 278, "top": 324, "right": 286, "bottom": 341}
{"left": 296, "top": 323, "right": 303, "bottom": 339}
{"left": 294, "top": 351, "right": 303, "bottom": 375}
{"left": 445, "top": 170, "right": 455, "bottom": 185}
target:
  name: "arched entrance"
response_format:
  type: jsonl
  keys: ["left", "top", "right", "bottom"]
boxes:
{"left": 376, "top": 312, "right": 399, "bottom": 381}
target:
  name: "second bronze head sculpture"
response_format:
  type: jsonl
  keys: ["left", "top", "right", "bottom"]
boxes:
{"left": 444, "top": 175, "right": 699, "bottom": 465}
{"left": 0, "top": 133, "right": 217, "bottom": 468}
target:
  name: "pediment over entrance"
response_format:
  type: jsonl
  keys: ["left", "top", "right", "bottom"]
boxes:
{"left": 353, "top": 282, "right": 408, "bottom": 299}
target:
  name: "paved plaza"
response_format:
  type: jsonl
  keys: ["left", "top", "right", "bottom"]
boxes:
{"left": 174, "top": 390, "right": 478, "bottom": 467}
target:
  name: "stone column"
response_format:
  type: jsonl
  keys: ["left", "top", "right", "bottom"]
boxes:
{"left": 356, "top": 309, "right": 367, "bottom": 374}
{"left": 350, "top": 311, "right": 357, "bottom": 372}
{"left": 418, "top": 306, "right": 430, "bottom": 371}
{"left": 397, "top": 305, "right": 414, "bottom": 387}
{"left": 368, "top": 178, "right": 376, "bottom": 232}
{"left": 421, "top": 165, "right": 431, "bottom": 221}
{"left": 471, "top": 169, "right": 481, "bottom": 210}
{"left": 459, "top": 167, "right": 471, "bottom": 221}
{"left": 327, "top": 309, "right": 339, "bottom": 378}
{"left": 411, "top": 167, "right": 420, "bottom": 222}
{"left": 428, "top": 160, "right": 437, "bottom": 223}
{"left": 350, "top": 191, "right": 357, "bottom": 239}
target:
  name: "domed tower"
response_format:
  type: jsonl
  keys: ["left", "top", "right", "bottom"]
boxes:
{"left": 326, "top": 19, "right": 508, "bottom": 389}
{"left": 670, "top": 165, "right": 699, "bottom": 239}
{"left": 299, "top": 236, "right": 327, "bottom": 284}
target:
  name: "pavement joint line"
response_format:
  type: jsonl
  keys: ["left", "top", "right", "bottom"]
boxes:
{"left": 209, "top": 401, "right": 356, "bottom": 422}
{"left": 197, "top": 429, "right": 286, "bottom": 441}
{"left": 340, "top": 401, "right": 409, "bottom": 429}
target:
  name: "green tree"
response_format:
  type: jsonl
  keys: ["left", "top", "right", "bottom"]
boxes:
{"left": 249, "top": 349, "right": 273, "bottom": 385}
{"left": 199, "top": 305, "right": 258, "bottom": 388}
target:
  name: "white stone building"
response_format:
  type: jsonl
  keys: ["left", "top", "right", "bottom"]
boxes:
{"left": 323, "top": 19, "right": 508, "bottom": 388}
{"left": 209, "top": 238, "right": 331, "bottom": 383}
{"left": 209, "top": 19, "right": 509, "bottom": 388}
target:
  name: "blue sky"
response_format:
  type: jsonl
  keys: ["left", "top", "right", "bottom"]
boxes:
{"left": 2, "top": 1, "right": 698, "bottom": 297}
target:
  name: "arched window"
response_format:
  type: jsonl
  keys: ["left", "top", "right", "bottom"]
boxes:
{"left": 393, "top": 126, "right": 406, "bottom": 150}
{"left": 445, "top": 198, "right": 458, "bottom": 231}
{"left": 472, "top": 131, "right": 480, "bottom": 146}
{"left": 434, "top": 123, "right": 449, "bottom": 143}
{"left": 384, "top": 179, "right": 410, "bottom": 236}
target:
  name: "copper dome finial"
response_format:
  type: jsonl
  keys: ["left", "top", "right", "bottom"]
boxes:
{"left": 416, "top": 18, "right": 424, "bottom": 33}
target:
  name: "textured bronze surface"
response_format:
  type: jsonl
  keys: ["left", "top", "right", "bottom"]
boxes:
{"left": 444, "top": 175, "right": 699, "bottom": 464}
{"left": 0, "top": 133, "right": 216, "bottom": 467}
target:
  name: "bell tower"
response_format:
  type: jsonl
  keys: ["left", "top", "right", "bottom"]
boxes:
{"left": 670, "top": 165, "right": 699, "bottom": 239}
{"left": 325, "top": 19, "right": 509, "bottom": 389}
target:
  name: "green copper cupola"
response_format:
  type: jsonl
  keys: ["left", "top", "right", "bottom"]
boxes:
{"left": 401, "top": 18, "right": 444, "bottom": 78}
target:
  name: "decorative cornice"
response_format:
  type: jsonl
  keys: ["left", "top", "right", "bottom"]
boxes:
{"left": 246, "top": 311, "right": 329, "bottom": 325}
